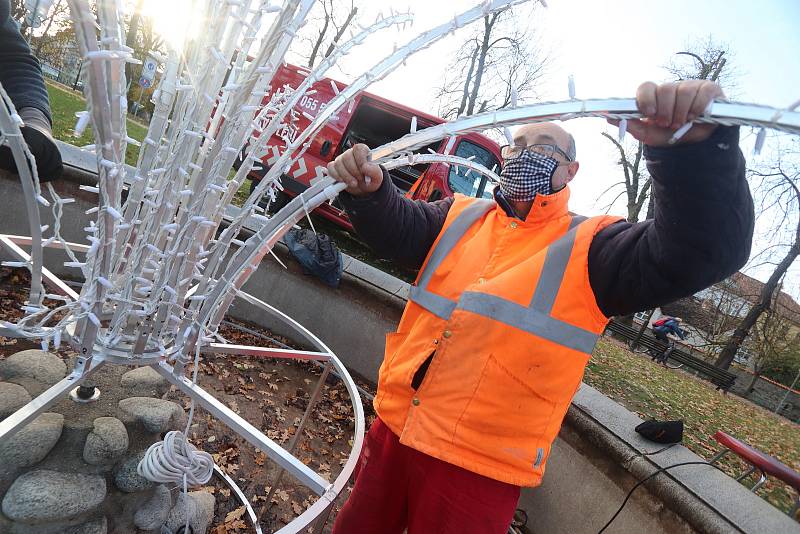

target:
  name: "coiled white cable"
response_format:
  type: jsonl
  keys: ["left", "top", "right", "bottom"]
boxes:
{"left": 137, "top": 431, "right": 214, "bottom": 487}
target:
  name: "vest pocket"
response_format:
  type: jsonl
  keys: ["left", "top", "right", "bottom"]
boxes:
{"left": 453, "top": 353, "right": 556, "bottom": 473}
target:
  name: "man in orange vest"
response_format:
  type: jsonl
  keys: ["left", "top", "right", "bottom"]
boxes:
{"left": 327, "top": 80, "right": 753, "bottom": 533}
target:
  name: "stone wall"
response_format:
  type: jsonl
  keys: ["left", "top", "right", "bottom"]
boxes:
{"left": 727, "top": 367, "right": 800, "bottom": 423}
{"left": 0, "top": 350, "right": 214, "bottom": 533}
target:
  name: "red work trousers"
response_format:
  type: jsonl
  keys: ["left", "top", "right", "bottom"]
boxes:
{"left": 331, "top": 417, "right": 520, "bottom": 534}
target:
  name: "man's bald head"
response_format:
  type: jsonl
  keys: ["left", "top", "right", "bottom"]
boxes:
{"left": 513, "top": 123, "right": 576, "bottom": 161}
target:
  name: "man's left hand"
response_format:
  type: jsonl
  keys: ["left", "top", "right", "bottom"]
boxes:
{"left": 610, "top": 80, "right": 725, "bottom": 147}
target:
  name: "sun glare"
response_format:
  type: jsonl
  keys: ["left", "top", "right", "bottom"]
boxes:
{"left": 140, "top": 0, "right": 202, "bottom": 51}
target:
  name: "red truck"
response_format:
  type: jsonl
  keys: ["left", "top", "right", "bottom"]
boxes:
{"left": 246, "top": 63, "right": 501, "bottom": 232}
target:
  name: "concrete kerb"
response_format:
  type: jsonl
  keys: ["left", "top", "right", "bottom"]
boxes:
{"left": 569, "top": 384, "right": 800, "bottom": 533}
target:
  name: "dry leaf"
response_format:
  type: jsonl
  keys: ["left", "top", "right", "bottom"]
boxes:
{"left": 225, "top": 506, "right": 246, "bottom": 523}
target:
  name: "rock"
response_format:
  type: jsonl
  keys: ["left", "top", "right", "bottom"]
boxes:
{"left": 1, "top": 470, "right": 106, "bottom": 523}
{"left": 10, "top": 516, "right": 108, "bottom": 534}
{"left": 120, "top": 366, "right": 168, "bottom": 396}
{"left": 0, "top": 413, "right": 63, "bottom": 472}
{"left": 113, "top": 450, "right": 154, "bottom": 493}
{"left": 165, "top": 491, "right": 215, "bottom": 534}
{"left": 83, "top": 417, "right": 129, "bottom": 465}
{"left": 0, "top": 350, "right": 66, "bottom": 395}
{"left": 133, "top": 484, "right": 172, "bottom": 530}
{"left": 0, "top": 381, "right": 31, "bottom": 419}
{"left": 118, "top": 397, "right": 185, "bottom": 433}
{"left": 64, "top": 516, "right": 107, "bottom": 534}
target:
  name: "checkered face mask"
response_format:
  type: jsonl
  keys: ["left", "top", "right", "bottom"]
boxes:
{"left": 499, "top": 150, "right": 559, "bottom": 201}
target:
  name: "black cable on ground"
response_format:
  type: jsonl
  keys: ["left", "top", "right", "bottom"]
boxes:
{"left": 596, "top": 461, "right": 723, "bottom": 533}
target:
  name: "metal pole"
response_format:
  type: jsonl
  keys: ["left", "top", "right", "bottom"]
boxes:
{"left": 774, "top": 366, "right": 800, "bottom": 415}
{"left": 72, "top": 60, "right": 83, "bottom": 91}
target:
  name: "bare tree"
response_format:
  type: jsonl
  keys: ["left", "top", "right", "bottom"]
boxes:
{"left": 599, "top": 134, "right": 650, "bottom": 222}
{"left": 8, "top": 0, "right": 30, "bottom": 37}
{"left": 32, "top": 0, "right": 70, "bottom": 56}
{"left": 599, "top": 37, "right": 734, "bottom": 223}
{"left": 434, "top": 5, "right": 548, "bottom": 120}
{"left": 716, "top": 142, "right": 800, "bottom": 369}
{"left": 744, "top": 292, "right": 800, "bottom": 396}
{"left": 298, "top": 0, "right": 358, "bottom": 69}
{"left": 665, "top": 35, "right": 738, "bottom": 93}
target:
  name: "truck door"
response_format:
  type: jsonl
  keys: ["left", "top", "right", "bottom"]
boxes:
{"left": 446, "top": 139, "right": 501, "bottom": 199}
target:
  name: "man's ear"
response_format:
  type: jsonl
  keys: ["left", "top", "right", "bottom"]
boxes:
{"left": 567, "top": 160, "right": 580, "bottom": 180}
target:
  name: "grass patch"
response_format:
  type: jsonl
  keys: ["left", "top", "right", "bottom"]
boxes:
{"left": 586, "top": 338, "right": 800, "bottom": 515}
{"left": 46, "top": 81, "right": 147, "bottom": 166}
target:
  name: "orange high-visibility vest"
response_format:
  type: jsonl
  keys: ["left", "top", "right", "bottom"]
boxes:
{"left": 374, "top": 188, "right": 622, "bottom": 486}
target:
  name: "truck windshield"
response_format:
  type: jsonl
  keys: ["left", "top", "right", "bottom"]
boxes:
{"left": 448, "top": 140, "right": 500, "bottom": 199}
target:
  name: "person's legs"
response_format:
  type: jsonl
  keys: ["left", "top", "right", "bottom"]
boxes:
{"left": 405, "top": 446, "right": 520, "bottom": 534}
{"left": 331, "top": 418, "right": 409, "bottom": 534}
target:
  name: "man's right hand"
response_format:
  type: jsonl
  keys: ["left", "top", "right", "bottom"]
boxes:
{"left": 0, "top": 108, "right": 63, "bottom": 182}
{"left": 327, "top": 143, "right": 383, "bottom": 196}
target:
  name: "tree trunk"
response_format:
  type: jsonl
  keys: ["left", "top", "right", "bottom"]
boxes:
{"left": 456, "top": 42, "right": 480, "bottom": 117}
{"left": 465, "top": 14, "right": 498, "bottom": 116}
{"left": 745, "top": 370, "right": 760, "bottom": 396}
{"left": 307, "top": 15, "right": 329, "bottom": 68}
{"left": 715, "top": 240, "right": 800, "bottom": 369}
{"left": 124, "top": 0, "right": 146, "bottom": 85}
{"left": 322, "top": 7, "right": 358, "bottom": 61}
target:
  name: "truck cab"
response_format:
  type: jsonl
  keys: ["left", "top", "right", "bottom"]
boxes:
{"left": 247, "top": 63, "right": 502, "bottom": 231}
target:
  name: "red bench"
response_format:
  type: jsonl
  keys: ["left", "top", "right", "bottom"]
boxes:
{"left": 711, "top": 430, "right": 800, "bottom": 519}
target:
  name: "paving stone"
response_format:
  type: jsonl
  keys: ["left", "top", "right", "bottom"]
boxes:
{"left": 165, "top": 491, "right": 215, "bottom": 534}
{"left": 0, "top": 350, "right": 67, "bottom": 395}
{"left": 120, "top": 366, "right": 168, "bottom": 396}
{"left": 133, "top": 484, "right": 172, "bottom": 530}
{"left": 1, "top": 470, "right": 106, "bottom": 523}
{"left": 113, "top": 450, "right": 154, "bottom": 493}
{"left": 0, "top": 381, "right": 32, "bottom": 419}
{"left": 64, "top": 516, "right": 108, "bottom": 534}
{"left": 84, "top": 417, "right": 129, "bottom": 465}
{"left": 118, "top": 397, "right": 185, "bottom": 433}
{"left": 0, "top": 413, "right": 64, "bottom": 472}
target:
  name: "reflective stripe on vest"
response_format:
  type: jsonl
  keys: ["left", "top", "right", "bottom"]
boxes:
{"left": 408, "top": 205, "right": 598, "bottom": 354}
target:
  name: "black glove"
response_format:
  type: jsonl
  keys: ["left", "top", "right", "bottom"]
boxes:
{"left": 0, "top": 107, "right": 63, "bottom": 182}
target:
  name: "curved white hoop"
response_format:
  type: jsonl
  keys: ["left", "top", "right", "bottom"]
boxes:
{"left": 382, "top": 153, "right": 502, "bottom": 185}
{"left": 372, "top": 98, "right": 800, "bottom": 162}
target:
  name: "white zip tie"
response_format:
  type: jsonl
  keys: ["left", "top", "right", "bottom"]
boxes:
{"left": 87, "top": 313, "right": 101, "bottom": 327}
{"left": 504, "top": 127, "right": 514, "bottom": 145}
{"left": 618, "top": 118, "right": 628, "bottom": 142}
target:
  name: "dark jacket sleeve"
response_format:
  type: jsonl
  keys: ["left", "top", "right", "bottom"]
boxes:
{"left": 0, "top": 0, "right": 52, "bottom": 123}
{"left": 589, "top": 126, "right": 754, "bottom": 317}
{"left": 338, "top": 168, "right": 453, "bottom": 269}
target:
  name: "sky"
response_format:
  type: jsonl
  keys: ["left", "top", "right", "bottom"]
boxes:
{"left": 143, "top": 0, "right": 800, "bottom": 293}
{"left": 304, "top": 0, "right": 800, "bottom": 295}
